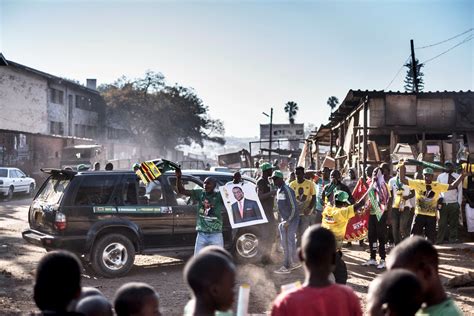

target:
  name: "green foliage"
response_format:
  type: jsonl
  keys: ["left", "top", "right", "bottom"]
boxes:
{"left": 284, "top": 101, "right": 299, "bottom": 124}
{"left": 101, "top": 71, "right": 225, "bottom": 150}
{"left": 404, "top": 58, "right": 425, "bottom": 92}
{"left": 327, "top": 96, "right": 339, "bottom": 112}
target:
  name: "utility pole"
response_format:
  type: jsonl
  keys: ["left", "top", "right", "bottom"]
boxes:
{"left": 410, "top": 39, "right": 419, "bottom": 93}
{"left": 262, "top": 108, "right": 274, "bottom": 162}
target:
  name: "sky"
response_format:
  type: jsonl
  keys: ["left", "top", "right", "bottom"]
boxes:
{"left": 1, "top": 0, "right": 473, "bottom": 139}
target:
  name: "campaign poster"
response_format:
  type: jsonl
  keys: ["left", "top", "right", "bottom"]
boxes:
{"left": 220, "top": 182, "right": 268, "bottom": 229}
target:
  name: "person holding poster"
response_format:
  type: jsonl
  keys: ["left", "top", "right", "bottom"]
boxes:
{"left": 175, "top": 169, "right": 224, "bottom": 255}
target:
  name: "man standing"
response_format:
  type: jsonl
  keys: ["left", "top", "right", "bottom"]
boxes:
{"left": 436, "top": 161, "right": 463, "bottom": 244}
{"left": 289, "top": 166, "right": 316, "bottom": 246}
{"left": 175, "top": 169, "right": 224, "bottom": 254}
{"left": 257, "top": 162, "right": 277, "bottom": 259}
{"left": 231, "top": 186, "right": 262, "bottom": 223}
{"left": 322, "top": 169, "right": 355, "bottom": 206}
{"left": 272, "top": 170, "right": 300, "bottom": 274}
{"left": 314, "top": 167, "right": 331, "bottom": 224}
{"left": 388, "top": 168, "right": 415, "bottom": 244}
{"left": 342, "top": 168, "right": 358, "bottom": 193}
{"left": 399, "top": 163, "right": 466, "bottom": 244}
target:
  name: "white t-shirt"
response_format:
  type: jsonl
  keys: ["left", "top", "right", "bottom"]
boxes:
{"left": 388, "top": 176, "right": 413, "bottom": 208}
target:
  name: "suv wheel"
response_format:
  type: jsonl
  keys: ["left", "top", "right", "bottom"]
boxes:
{"left": 91, "top": 234, "right": 135, "bottom": 278}
{"left": 234, "top": 227, "right": 263, "bottom": 264}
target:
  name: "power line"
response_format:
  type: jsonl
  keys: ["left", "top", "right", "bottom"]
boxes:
{"left": 416, "top": 28, "right": 473, "bottom": 49}
{"left": 384, "top": 56, "right": 410, "bottom": 91}
{"left": 422, "top": 34, "right": 473, "bottom": 64}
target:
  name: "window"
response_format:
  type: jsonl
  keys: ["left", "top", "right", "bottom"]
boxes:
{"left": 0, "top": 169, "right": 7, "bottom": 177}
{"left": 168, "top": 176, "right": 202, "bottom": 206}
{"left": 123, "top": 177, "right": 138, "bottom": 205}
{"left": 74, "top": 175, "right": 116, "bottom": 206}
{"left": 75, "top": 95, "right": 91, "bottom": 110}
{"left": 9, "top": 170, "right": 19, "bottom": 178}
{"left": 50, "top": 121, "right": 64, "bottom": 135}
{"left": 50, "top": 88, "right": 64, "bottom": 104}
{"left": 74, "top": 124, "right": 86, "bottom": 138}
{"left": 16, "top": 169, "right": 26, "bottom": 177}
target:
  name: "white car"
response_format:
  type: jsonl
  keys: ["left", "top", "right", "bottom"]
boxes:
{"left": 0, "top": 167, "right": 36, "bottom": 200}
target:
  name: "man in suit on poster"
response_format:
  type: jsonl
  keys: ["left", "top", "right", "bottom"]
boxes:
{"left": 231, "top": 186, "right": 262, "bottom": 223}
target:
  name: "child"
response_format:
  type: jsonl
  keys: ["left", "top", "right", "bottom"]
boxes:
{"left": 367, "top": 269, "right": 423, "bottom": 316}
{"left": 33, "top": 251, "right": 82, "bottom": 314}
{"left": 184, "top": 250, "right": 236, "bottom": 316}
{"left": 271, "top": 225, "right": 362, "bottom": 316}
{"left": 76, "top": 295, "right": 113, "bottom": 316}
{"left": 387, "top": 236, "right": 463, "bottom": 315}
{"left": 114, "top": 282, "right": 161, "bottom": 316}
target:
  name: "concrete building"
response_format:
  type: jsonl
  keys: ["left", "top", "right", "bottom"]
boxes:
{"left": 0, "top": 56, "right": 106, "bottom": 139}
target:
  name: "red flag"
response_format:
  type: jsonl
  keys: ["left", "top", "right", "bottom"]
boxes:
{"left": 344, "top": 178, "right": 369, "bottom": 241}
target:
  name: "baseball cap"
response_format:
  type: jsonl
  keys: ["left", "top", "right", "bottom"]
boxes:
{"left": 334, "top": 190, "right": 349, "bottom": 203}
{"left": 77, "top": 164, "right": 89, "bottom": 171}
{"left": 422, "top": 167, "right": 434, "bottom": 175}
{"left": 260, "top": 162, "right": 273, "bottom": 172}
{"left": 444, "top": 160, "right": 454, "bottom": 166}
{"left": 271, "top": 170, "right": 284, "bottom": 179}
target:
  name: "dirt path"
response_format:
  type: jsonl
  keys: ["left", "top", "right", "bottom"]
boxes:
{"left": 1, "top": 197, "right": 473, "bottom": 315}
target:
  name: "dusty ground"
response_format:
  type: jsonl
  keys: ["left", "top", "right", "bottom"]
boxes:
{"left": 1, "top": 196, "right": 473, "bottom": 315}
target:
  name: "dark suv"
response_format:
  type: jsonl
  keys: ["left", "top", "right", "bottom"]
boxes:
{"left": 22, "top": 169, "right": 267, "bottom": 277}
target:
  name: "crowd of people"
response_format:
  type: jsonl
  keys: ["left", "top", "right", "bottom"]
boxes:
{"left": 29, "top": 159, "right": 469, "bottom": 315}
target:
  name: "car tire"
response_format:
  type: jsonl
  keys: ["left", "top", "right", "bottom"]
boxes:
{"left": 28, "top": 183, "right": 35, "bottom": 196}
{"left": 91, "top": 234, "right": 135, "bottom": 278}
{"left": 5, "top": 186, "right": 13, "bottom": 201}
{"left": 334, "top": 250, "right": 348, "bottom": 284}
{"left": 233, "top": 226, "right": 264, "bottom": 264}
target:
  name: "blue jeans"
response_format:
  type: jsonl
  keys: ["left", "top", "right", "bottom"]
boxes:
{"left": 194, "top": 231, "right": 224, "bottom": 255}
{"left": 278, "top": 218, "right": 299, "bottom": 269}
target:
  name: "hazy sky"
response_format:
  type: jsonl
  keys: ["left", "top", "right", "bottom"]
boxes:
{"left": 1, "top": 0, "right": 473, "bottom": 138}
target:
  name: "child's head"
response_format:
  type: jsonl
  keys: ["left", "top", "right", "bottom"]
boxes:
{"left": 76, "top": 295, "right": 113, "bottom": 316}
{"left": 298, "top": 225, "right": 336, "bottom": 276}
{"left": 184, "top": 251, "right": 236, "bottom": 312}
{"left": 33, "top": 251, "right": 82, "bottom": 312}
{"left": 367, "top": 269, "right": 423, "bottom": 316}
{"left": 387, "top": 236, "right": 439, "bottom": 299}
{"left": 114, "top": 282, "right": 161, "bottom": 316}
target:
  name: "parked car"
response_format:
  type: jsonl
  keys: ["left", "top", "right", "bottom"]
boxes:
{"left": 0, "top": 167, "right": 36, "bottom": 200}
{"left": 22, "top": 168, "right": 266, "bottom": 278}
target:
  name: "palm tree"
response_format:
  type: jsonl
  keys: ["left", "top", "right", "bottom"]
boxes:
{"left": 284, "top": 101, "right": 299, "bottom": 124}
{"left": 327, "top": 96, "right": 339, "bottom": 113}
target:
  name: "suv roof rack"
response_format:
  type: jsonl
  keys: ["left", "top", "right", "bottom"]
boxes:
{"left": 40, "top": 168, "right": 77, "bottom": 177}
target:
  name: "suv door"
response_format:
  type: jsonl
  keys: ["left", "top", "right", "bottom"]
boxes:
{"left": 166, "top": 175, "right": 203, "bottom": 246}
{"left": 118, "top": 175, "right": 174, "bottom": 249}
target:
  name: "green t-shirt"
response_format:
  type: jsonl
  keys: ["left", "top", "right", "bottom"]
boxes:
{"left": 416, "top": 298, "right": 463, "bottom": 316}
{"left": 191, "top": 189, "right": 223, "bottom": 233}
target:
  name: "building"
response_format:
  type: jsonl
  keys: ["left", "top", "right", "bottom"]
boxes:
{"left": 0, "top": 55, "right": 106, "bottom": 139}
{"left": 306, "top": 89, "right": 474, "bottom": 175}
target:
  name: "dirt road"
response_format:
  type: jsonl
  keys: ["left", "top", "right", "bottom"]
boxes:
{"left": 1, "top": 197, "right": 473, "bottom": 315}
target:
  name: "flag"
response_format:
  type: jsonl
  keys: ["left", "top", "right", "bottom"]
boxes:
{"left": 344, "top": 178, "right": 369, "bottom": 241}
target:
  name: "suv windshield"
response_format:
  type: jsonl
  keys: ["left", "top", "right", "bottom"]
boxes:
{"left": 37, "top": 177, "right": 71, "bottom": 204}
{"left": 0, "top": 169, "right": 7, "bottom": 177}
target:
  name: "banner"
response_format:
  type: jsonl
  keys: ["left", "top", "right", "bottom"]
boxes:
{"left": 344, "top": 178, "right": 369, "bottom": 241}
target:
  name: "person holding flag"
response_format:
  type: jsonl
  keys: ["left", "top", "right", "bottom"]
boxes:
{"left": 362, "top": 166, "right": 391, "bottom": 269}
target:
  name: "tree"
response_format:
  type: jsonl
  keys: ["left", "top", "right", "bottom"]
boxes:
{"left": 284, "top": 101, "right": 299, "bottom": 124}
{"left": 327, "top": 96, "right": 339, "bottom": 112}
{"left": 404, "top": 58, "right": 424, "bottom": 92}
{"left": 100, "top": 71, "right": 225, "bottom": 150}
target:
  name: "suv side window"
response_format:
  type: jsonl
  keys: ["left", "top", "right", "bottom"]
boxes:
{"left": 9, "top": 170, "right": 18, "bottom": 178}
{"left": 74, "top": 175, "right": 117, "bottom": 206}
{"left": 122, "top": 177, "right": 138, "bottom": 205}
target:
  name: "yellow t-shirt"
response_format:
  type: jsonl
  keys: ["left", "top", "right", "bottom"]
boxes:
{"left": 290, "top": 179, "right": 316, "bottom": 214}
{"left": 408, "top": 179, "right": 449, "bottom": 217}
{"left": 322, "top": 204, "right": 355, "bottom": 241}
